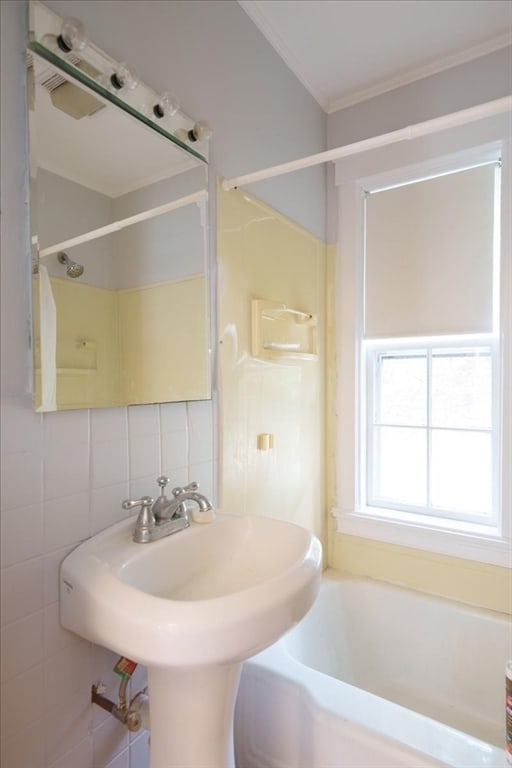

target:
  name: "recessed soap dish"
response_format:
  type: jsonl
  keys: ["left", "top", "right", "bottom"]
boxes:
{"left": 251, "top": 299, "right": 318, "bottom": 360}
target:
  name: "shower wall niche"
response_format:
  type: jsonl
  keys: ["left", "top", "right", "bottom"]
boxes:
{"left": 251, "top": 299, "right": 318, "bottom": 359}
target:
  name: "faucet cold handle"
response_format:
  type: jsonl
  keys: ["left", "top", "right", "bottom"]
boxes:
{"left": 172, "top": 481, "right": 199, "bottom": 497}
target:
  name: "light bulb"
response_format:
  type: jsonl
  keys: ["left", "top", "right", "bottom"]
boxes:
{"left": 153, "top": 92, "right": 180, "bottom": 119}
{"left": 175, "top": 121, "right": 213, "bottom": 144}
{"left": 189, "top": 120, "right": 212, "bottom": 142}
{"left": 57, "top": 17, "right": 88, "bottom": 53}
{"left": 110, "top": 62, "right": 139, "bottom": 92}
{"left": 40, "top": 33, "right": 60, "bottom": 53}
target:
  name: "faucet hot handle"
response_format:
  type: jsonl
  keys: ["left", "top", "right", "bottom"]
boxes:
{"left": 122, "top": 496, "right": 154, "bottom": 511}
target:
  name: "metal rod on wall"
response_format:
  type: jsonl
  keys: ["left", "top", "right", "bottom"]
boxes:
{"left": 221, "top": 96, "right": 512, "bottom": 191}
{"left": 39, "top": 190, "right": 208, "bottom": 258}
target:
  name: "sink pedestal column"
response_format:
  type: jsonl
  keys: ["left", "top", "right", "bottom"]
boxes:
{"left": 147, "top": 662, "right": 242, "bottom": 768}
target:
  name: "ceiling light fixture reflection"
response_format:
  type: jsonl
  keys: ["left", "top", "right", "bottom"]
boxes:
{"left": 41, "top": 16, "right": 88, "bottom": 54}
{"left": 110, "top": 62, "right": 139, "bottom": 92}
{"left": 176, "top": 120, "right": 213, "bottom": 143}
{"left": 153, "top": 92, "right": 180, "bottom": 120}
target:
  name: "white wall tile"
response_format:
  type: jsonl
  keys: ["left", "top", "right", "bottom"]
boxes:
{"left": 44, "top": 602, "right": 78, "bottom": 657}
{"left": 168, "top": 467, "right": 190, "bottom": 489}
{"left": 0, "top": 666, "right": 45, "bottom": 741}
{"left": 189, "top": 461, "right": 214, "bottom": 502}
{"left": 0, "top": 397, "right": 43, "bottom": 454}
{"left": 128, "top": 732, "right": 149, "bottom": 768}
{"left": 0, "top": 557, "right": 44, "bottom": 626}
{"left": 127, "top": 405, "right": 160, "bottom": 437}
{"left": 44, "top": 492, "right": 90, "bottom": 552}
{"left": 103, "top": 747, "right": 129, "bottom": 768}
{"left": 1, "top": 611, "right": 44, "bottom": 682}
{"left": 92, "top": 714, "right": 129, "bottom": 768}
{"left": 129, "top": 435, "right": 160, "bottom": 480}
{"left": 0, "top": 715, "right": 45, "bottom": 768}
{"left": 0, "top": 502, "right": 44, "bottom": 567}
{"left": 43, "top": 409, "right": 89, "bottom": 447}
{"left": 48, "top": 737, "right": 92, "bottom": 768}
{"left": 161, "top": 430, "right": 188, "bottom": 476}
{"left": 91, "top": 483, "right": 130, "bottom": 535}
{"left": 128, "top": 475, "right": 158, "bottom": 503}
{"left": 43, "top": 441, "right": 90, "bottom": 500}
{"left": 91, "top": 408, "right": 128, "bottom": 443}
{"left": 160, "top": 401, "right": 187, "bottom": 433}
{"left": 44, "top": 689, "right": 92, "bottom": 767}
{"left": 91, "top": 440, "right": 129, "bottom": 488}
{"left": 187, "top": 400, "right": 214, "bottom": 465}
{"left": 44, "top": 639, "right": 93, "bottom": 707}
{"left": 1, "top": 450, "right": 43, "bottom": 510}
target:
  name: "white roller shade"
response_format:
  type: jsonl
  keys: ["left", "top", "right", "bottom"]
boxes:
{"left": 364, "top": 163, "right": 496, "bottom": 338}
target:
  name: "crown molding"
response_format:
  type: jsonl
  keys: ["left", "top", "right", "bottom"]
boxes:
{"left": 238, "top": 1, "right": 511, "bottom": 116}
{"left": 327, "top": 32, "right": 512, "bottom": 114}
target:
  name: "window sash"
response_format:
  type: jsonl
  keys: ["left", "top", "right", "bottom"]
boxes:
{"left": 364, "top": 336, "right": 500, "bottom": 527}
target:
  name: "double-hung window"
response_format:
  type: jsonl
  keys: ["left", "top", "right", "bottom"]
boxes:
{"left": 335, "top": 118, "right": 511, "bottom": 566}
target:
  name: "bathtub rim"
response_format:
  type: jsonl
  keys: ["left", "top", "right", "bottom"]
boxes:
{"left": 244, "top": 568, "right": 508, "bottom": 768}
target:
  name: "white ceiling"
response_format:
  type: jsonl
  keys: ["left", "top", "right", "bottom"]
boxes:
{"left": 238, "top": 0, "right": 512, "bottom": 113}
{"left": 30, "top": 54, "right": 199, "bottom": 198}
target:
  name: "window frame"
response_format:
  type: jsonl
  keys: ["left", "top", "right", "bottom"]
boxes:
{"left": 333, "top": 120, "right": 512, "bottom": 568}
{"left": 364, "top": 336, "right": 499, "bottom": 527}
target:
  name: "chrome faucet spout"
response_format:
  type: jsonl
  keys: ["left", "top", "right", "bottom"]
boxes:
{"left": 156, "top": 490, "right": 212, "bottom": 522}
{"left": 125, "top": 478, "right": 213, "bottom": 543}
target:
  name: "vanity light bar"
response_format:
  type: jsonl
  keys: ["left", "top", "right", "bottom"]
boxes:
{"left": 222, "top": 95, "right": 512, "bottom": 191}
{"left": 38, "top": 190, "right": 208, "bottom": 258}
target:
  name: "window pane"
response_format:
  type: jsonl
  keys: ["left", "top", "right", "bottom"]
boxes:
{"left": 377, "top": 352, "right": 427, "bottom": 426}
{"left": 373, "top": 426, "right": 426, "bottom": 506}
{"left": 431, "top": 348, "right": 492, "bottom": 429}
{"left": 431, "top": 430, "right": 492, "bottom": 516}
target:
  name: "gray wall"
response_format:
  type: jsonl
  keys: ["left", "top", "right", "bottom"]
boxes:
{"left": 328, "top": 45, "right": 512, "bottom": 148}
{"left": 0, "top": 3, "right": 325, "bottom": 766}
{"left": 43, "top": 0, "right": 328, "bottom": 239}
{"left": 325, "top": 45, "right": 512, "bottom": 242}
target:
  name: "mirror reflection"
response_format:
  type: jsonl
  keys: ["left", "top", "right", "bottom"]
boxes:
{"left": 29, "top": 52, "right": 211, "bottom": 411}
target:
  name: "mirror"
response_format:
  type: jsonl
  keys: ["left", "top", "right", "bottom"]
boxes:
{"left": 28, "top": 12, "right": 211, "bottom": 411}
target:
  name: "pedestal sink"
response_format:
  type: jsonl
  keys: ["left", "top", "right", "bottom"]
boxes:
{"left": 60, "top": 511, "right": 322, "bottom": 768}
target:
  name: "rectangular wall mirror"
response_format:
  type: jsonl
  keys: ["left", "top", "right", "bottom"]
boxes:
{"left": 28, "top": 2, "right": 211, "bottom": 411}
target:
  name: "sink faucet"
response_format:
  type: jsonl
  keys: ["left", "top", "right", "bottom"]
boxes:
{"left": 122, "top": 477, "right": 213, "bottom": 544}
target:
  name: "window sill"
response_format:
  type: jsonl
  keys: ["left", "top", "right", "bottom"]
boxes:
{"left": 332, "top": 506, "right": 512, "bottom": 568}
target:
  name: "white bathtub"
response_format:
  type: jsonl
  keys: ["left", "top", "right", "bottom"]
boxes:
{"left": 234, "top": 570, "right": 511, "bottom": 768}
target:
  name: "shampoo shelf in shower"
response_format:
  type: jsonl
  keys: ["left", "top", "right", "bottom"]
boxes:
{"left": 251, "top": 299, "right": 318, "bottom": 360}
{"left": 34, "top": 338, "right": 98, "bottom": 374}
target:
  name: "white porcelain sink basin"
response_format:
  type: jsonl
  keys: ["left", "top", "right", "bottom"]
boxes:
{"left": 60, "top": 511, "right": 322, "bottom": 668}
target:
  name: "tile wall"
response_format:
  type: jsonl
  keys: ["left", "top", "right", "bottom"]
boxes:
{"left": 0, "top": 395, "right": 215, "bottom": 768}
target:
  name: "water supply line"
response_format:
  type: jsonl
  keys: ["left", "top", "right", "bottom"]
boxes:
{"left": 91, "top": 656, "right": 149, "bottom": 732}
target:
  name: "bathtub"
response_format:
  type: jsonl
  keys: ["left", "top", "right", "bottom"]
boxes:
{"left": 234, "top": 570, "right": 511, "bottom": 768}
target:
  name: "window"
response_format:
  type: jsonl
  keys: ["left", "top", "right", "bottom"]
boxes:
{"left": 334, "top": 119, "right": 511, "bottom": 567}
{"left": 366, "top": 340, "right": 497, "bottom": 526}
